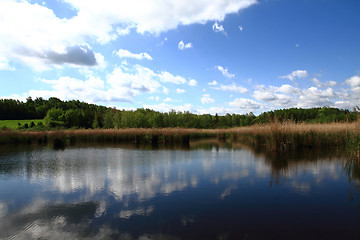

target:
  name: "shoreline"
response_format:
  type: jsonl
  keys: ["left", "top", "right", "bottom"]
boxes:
{"left": 0, "top": 122, "right": 359, "bottom": 159}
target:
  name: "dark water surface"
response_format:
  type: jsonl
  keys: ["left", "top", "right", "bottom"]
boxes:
{"left": 0, "top": 142, "right": 360, "bottom": 240}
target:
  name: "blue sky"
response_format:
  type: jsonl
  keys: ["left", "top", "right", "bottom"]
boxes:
{"left": 1, "top": 0, "right": 359, "bottom": 115}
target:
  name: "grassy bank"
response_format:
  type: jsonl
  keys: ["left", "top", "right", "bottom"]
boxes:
{"left": 0, "top": 119, "right": 43, "bottom": 129}
{"left": 0, "top": 121, "right": 359, "bottom": 158}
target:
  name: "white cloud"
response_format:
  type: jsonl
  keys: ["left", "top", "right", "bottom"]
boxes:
{"left": 272, "top": 84, "right": 301, "bottom": 95}
{"left": 0, "top": 0, "right": 257, "bottom": 69}
{"left": 252, "top": 82, "right": 348, "bottom": 109}
{"left": 65, "top": 0, "right": 257, "bottom": 34}
{"left": 142, "top": 103, "right": 196, "bottom": 113}
{"left": 216, "top": 66, "right": 235, "bottom": 78}
{"left": 27, "top": 75, "right": 106, "bottom": 103}
{"left": 311, "top": 78, "right": 337, "bottom": 88}
{"left": 213, "top": 83, "right": 248, "bottom": 93}
{"left": 0, "top": 56, "right": 15, "bottom": 71}
{"left": 345, "top": 75, "right": 360, "bottom": 88}
{"left": 208, "top": 80, "right": 218, "bottom": 86}
{"left": 178, "top": 41, "right": 193, "bottom": 50}
{"left": 229, "top": 98, "right": 263, "bottom": 111}
{"left": 116, "top": 25, "right": 134, "bottom": 36}
{"left": 280, "top": 70, "right": 308, "bottom": 81}
{"left": 176, "top": 88, "right": 186, "bottom": 94}
{"left": 106, "top": 65, "right": 162, "bottom": 101}
{"left": 238, "top": 25, "right": 243, "bottom": 31}
{"left": 115, "top": 49, "right": 153, "bottom": 60}
{"left": 297, "top": 87, "right": 335, "bottom": 108}
{"left": 253, "top": 90, "right": 278, "bottom": 102}
{"left": 0, "top": 1, "right": 103, "bottom": 70}
{"left": 164, "top": 97, "right": 176, "bottom": 102}
{"left": 253, "top": 90, "right": 294, "bottom": 108}
{"left": 197, "top": 106, "right": 231, "bottom": 115}
{"left": 162, "top": 87, "right": 169, "bottom": 95}
{"left": 201, "top": 94, "right": 215, "bottom": 104}
{"left": 212, "top": 22, "right": 227, "bottom": 35}
{"left": 149, "top": 96, "right": 160, "bottom": 101}
{"left": 159, "top": 71, "right": 187, "bottom": 84}
{"left": 17, "top": 63, "right": 194, "bottom": 103}
{"left": 188, "top": 79, "right": 198, "bottom": 86}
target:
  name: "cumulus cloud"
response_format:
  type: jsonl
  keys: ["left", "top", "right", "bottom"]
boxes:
{"left": 252, "top": 81, "right": 349, "bottom": 109}
{"left": 216, "top": 66, "right": 235, "bottom": 78}
{"left": 178, "top": 41, "right": 193, "bottom": 50}
{"left": 280, "top": 70, "right": 308, "bottom": 81}
{"left": 64, "top": 0, "right": 257, "bottom": 34}
{"left": 212, "top": 22, "right": 227, "bottom": 35}
{"left": 229, "top": 98, "right": 263, "bottom": 111}
{"left": 159, "top": 71, "right": 187, "bottom": 84}
{"left": 0, "top": 0, "right": 256, "bottom": 69}
{"left": 28, "top": 76, "right": 107, "bottom": 103}
{"left": 273, "top": 84, "right": 301, "bottom": 95}
{"left": 188, "top": 79, "right": 198, "bottom": 86}
{"left": 201, "top": 94, "right": 215, "bottom": 104}
{"left": 176, "top": 88, "right": 186, "bottom": 94}
{"left": 253, "top": 89, "right": 295, "bottom": 108}
{"left": 41, "top": 45, "right": 98, "bottom": 66}
{"left": 345, "top": 75, "right": 360, "bottom": 88}
{"left": 208, "top": 80, "right": 218, "bottom": 86}
{"left": 213, "top": 83, "right": 248, "bottom": 93}
{"left": 13, "top": 63, "right": 194, "bottom": 103}
{"left": 297, "top": 87, "right": 335, "bottom": 108}
{"left": 311, "top": 78, "right": 337, "bottom": 88}
{"left": 106, "top": 65, "right": 162, "bottom": 101}
{"left": 115, "top": 49, "right": 153, "bottom": 60}
{"left": 0, "top": 1, "right": 101, "bottom": 70}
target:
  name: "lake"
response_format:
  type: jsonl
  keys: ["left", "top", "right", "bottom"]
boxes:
{"left": 0, "top": 142, "right": 360, "bottom": 240}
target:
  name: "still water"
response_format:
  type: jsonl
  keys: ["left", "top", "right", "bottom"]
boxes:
{"left": 0, "top": 142, "right": 359, "bottom": 240}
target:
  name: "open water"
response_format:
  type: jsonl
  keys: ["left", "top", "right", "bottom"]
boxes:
{"left": 0, "top": 142, "right": 359, "bottom": 239}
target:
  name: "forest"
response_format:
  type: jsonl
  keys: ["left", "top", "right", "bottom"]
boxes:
{"left": 0, "top": 97, "right": 359, "bottom": 130}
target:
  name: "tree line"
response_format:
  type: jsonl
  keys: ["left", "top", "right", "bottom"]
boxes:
{"left": 0, "top": 97, "right": 358, "bottom": 129}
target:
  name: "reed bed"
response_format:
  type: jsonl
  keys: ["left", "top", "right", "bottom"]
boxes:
{"left": 0, "top": 121, "right": 359, "bottom": 158}
{"left": 228, "top": 120, "right": 360, "bottom": 157}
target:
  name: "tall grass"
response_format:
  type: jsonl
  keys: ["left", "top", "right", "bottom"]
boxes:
{"left": 0, "top": 121, "right": 359, "bottom": 159}
{"left": 228, "top": 119, "right": 360, "bottom": 160}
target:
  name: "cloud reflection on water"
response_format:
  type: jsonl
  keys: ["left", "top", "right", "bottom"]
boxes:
{"left": 0, "top": 144, "right": 351, "bottom": 239}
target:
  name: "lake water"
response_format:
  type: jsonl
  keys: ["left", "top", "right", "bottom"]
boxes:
{"left": 0, "top": 142, "right": 360, "bottom": 240}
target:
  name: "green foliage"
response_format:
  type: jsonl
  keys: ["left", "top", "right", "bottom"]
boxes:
{"left": 1, "top": 97, "right": 359, "bottom": 130}
{"left": 103, "top": 109, "right": 116, "bottom": 129}
{"left": 0, "top": 119, "right": 44, "bottom": 130}
{"left": 44, "top": 107, "right": 65, "bottom": 128}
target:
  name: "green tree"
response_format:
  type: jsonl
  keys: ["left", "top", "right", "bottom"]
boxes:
{"left": 93, "top": 112, "right": 104, "bottom": 129}
{"left": 114, "top": 111, "right": 122, "bottom": 129}
{"left": 103, "top": 109, "right": 116, "bottom": 129}
{"left": 44, "top": 108, "right": 65, "bottom": 128}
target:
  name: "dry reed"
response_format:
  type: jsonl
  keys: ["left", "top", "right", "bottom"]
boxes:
{"left": 0, "top": 121, "right": 359, "bottom": 157}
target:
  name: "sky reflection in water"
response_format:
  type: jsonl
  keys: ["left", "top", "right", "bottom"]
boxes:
{"left": 0, "top": 143, "right": 359, "bottom": 240}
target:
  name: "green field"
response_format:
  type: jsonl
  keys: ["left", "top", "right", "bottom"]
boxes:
{"left": 0, "top": 119, "right": 43, "bottom": 129}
